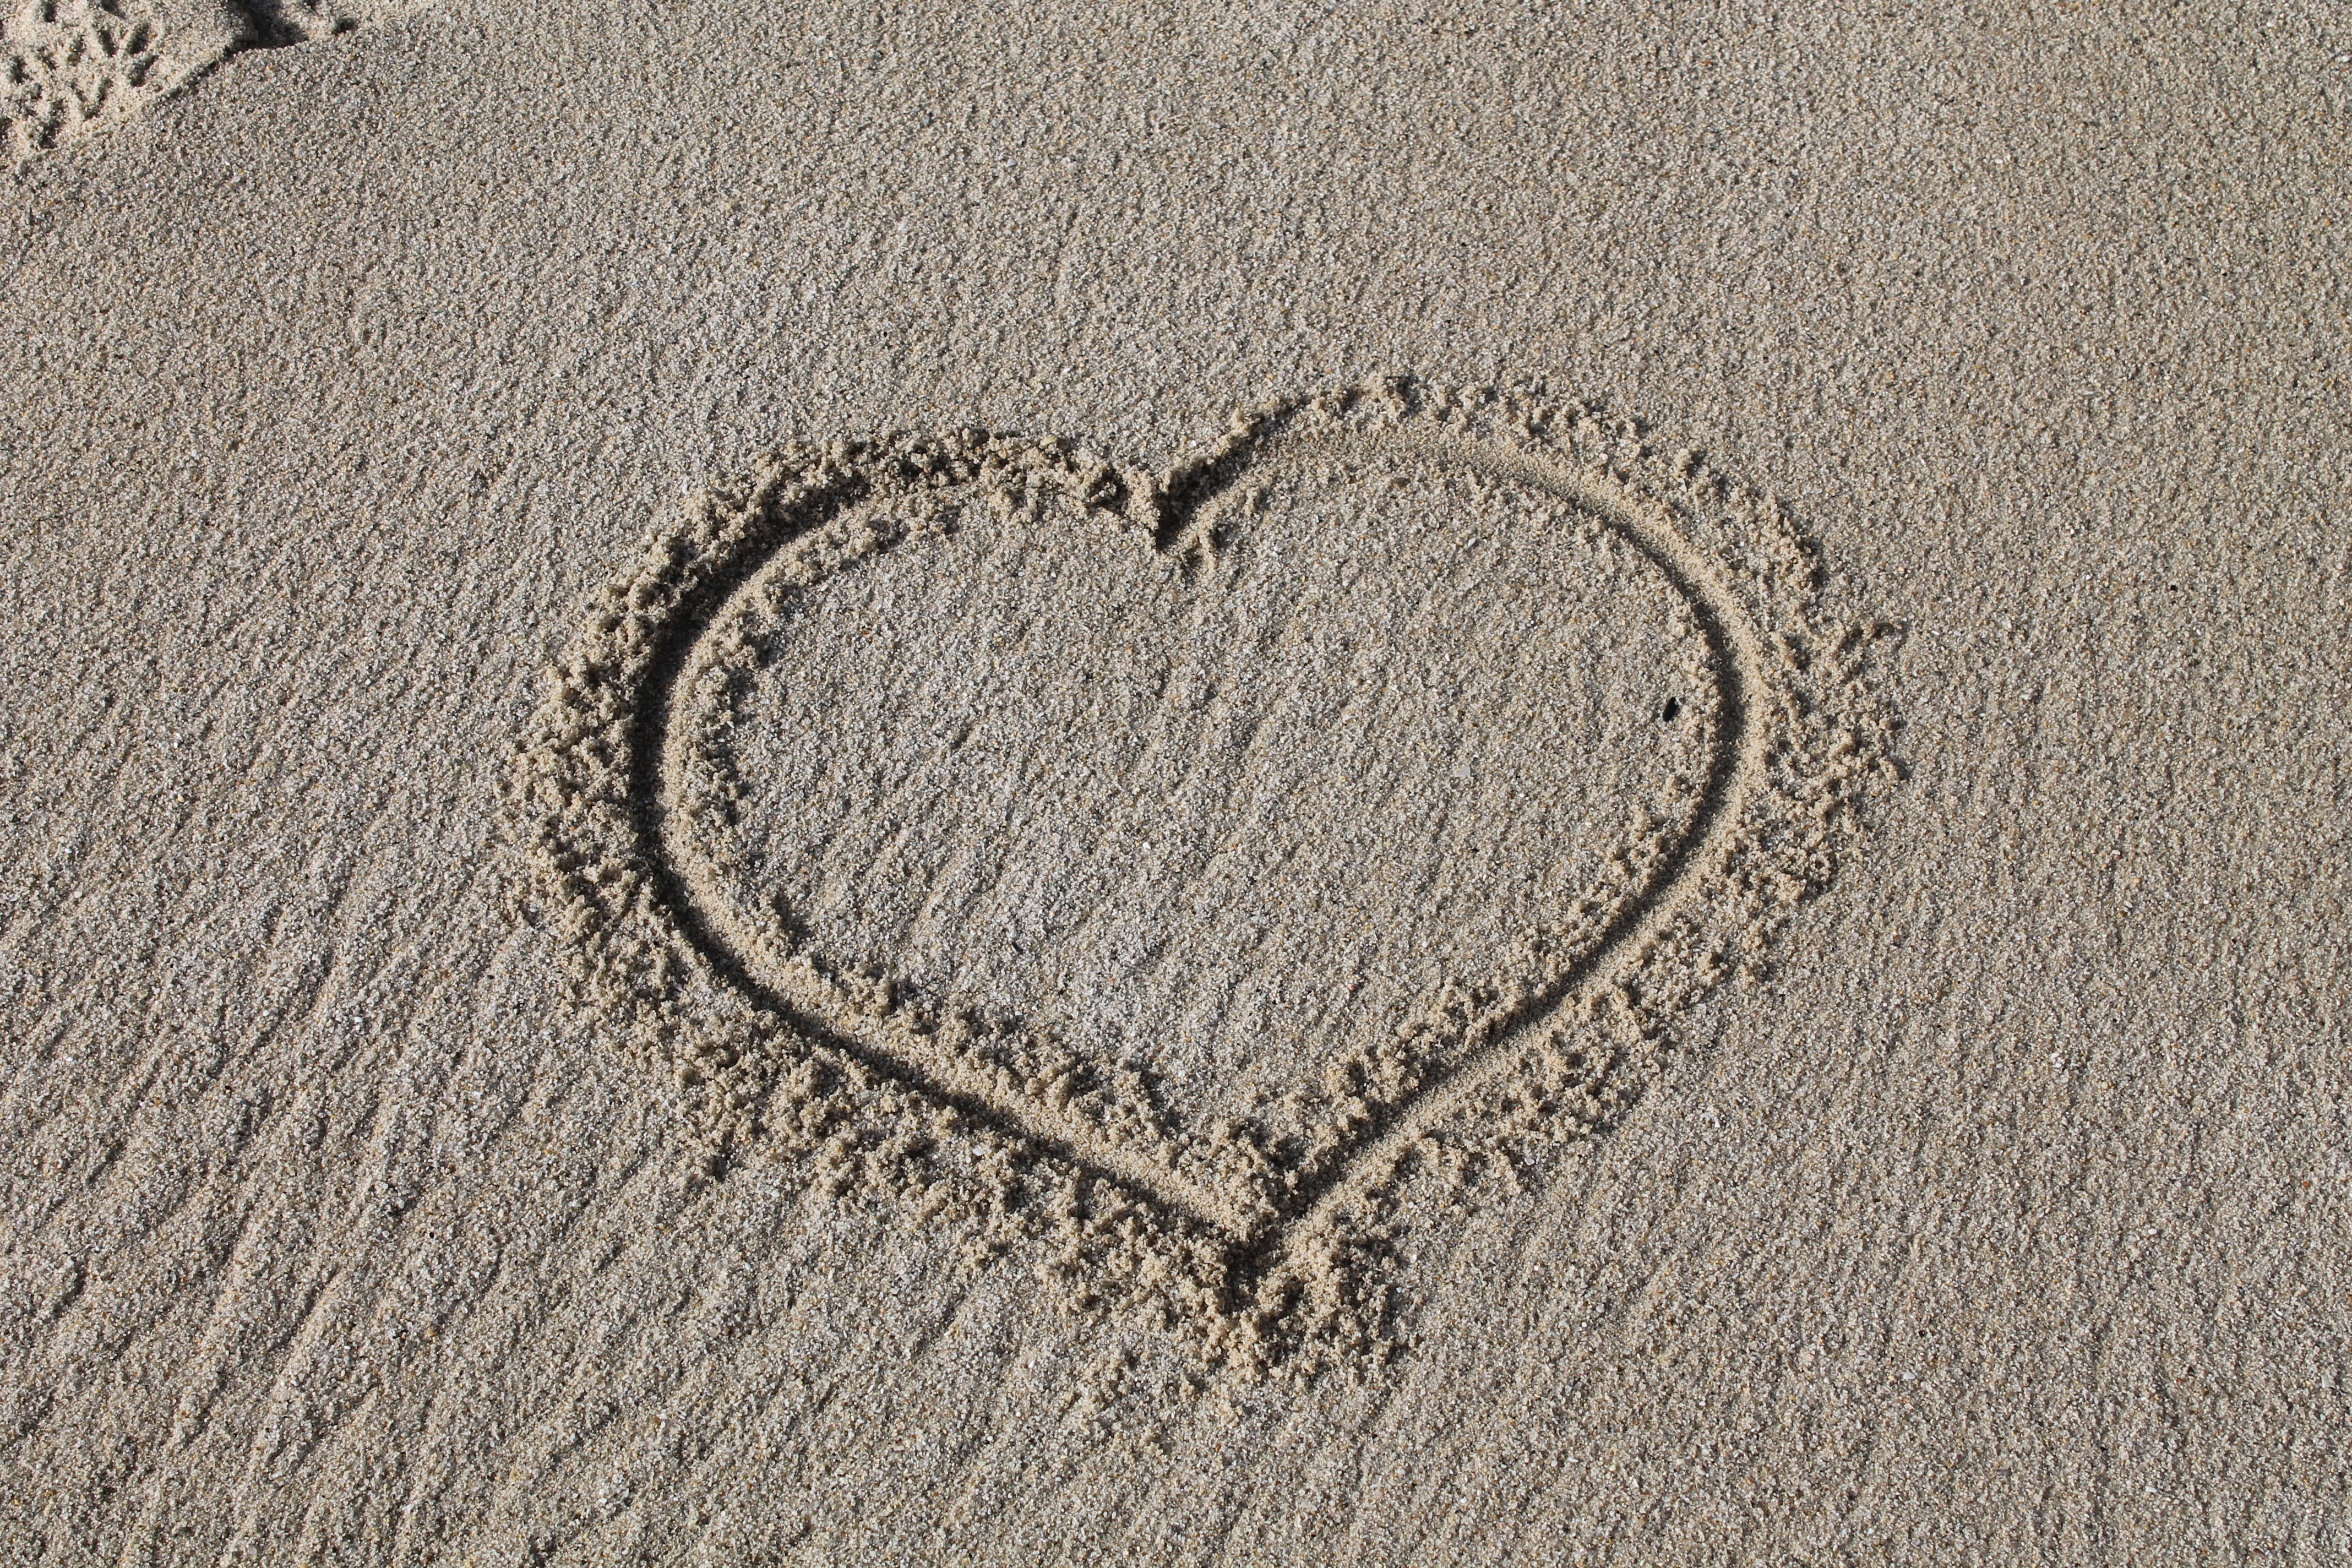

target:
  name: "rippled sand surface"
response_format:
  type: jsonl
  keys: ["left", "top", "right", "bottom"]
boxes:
{"left": 2, "top": 3, "right": 2347, "bottom": 1560}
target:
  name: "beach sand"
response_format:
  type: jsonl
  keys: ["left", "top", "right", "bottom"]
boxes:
{"left": 2, "top": 1, "right": 2348, "bottom": 1560}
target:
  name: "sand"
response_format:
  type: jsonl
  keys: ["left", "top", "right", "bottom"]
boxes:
{"left": 2, "top": 1, "right": 2347, "bottom": 1561}
{"left": 2, "top": 1, "right": 411, "bottom": 168}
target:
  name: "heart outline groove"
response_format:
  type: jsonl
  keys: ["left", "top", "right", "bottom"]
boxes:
{"left": 508, "top": 377, "right": 1893, "bottom": 1365}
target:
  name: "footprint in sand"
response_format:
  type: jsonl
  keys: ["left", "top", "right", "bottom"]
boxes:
{"left": 2, "top": 0, "right": 412, "bottom": 168}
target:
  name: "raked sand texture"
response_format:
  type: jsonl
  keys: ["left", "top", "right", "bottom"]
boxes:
{"left": 2, "top": 3, "right": 2348, "bottom": 1563}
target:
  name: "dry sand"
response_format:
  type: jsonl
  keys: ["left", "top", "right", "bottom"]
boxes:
{"left": 3, "top": 1, "right": 2348, "bottom": 1561}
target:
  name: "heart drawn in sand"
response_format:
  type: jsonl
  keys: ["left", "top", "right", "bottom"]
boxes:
{"left": 513, "top": 379, "right": 1882, "bottom": 1348}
